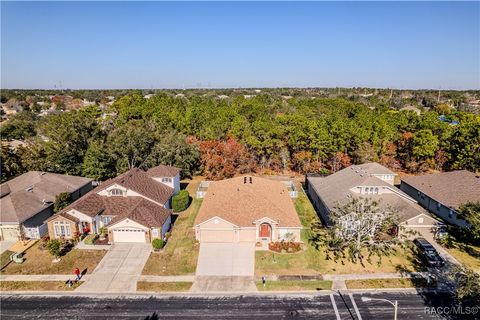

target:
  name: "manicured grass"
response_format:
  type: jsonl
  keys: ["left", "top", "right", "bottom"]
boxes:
{"left": 0, "top": 250, "right": 15, "bottom": 270}
{"left": 1, "top": 242, "right": 106, "bottom": 275}
{"left": 445, "top": 243, "right": 480, "bottom": 272}
{"left": 345, "top": 277, "right": 435, "bottom": 289}
{"left": 255, "top": 187, "right": 423, "bottom": 276}
{"left": 0, "top": 281, "right": 83, "bottom": 291}
{"left": 256, "top": 280, "right": 332, "bottom": 291}
{"left": 136, "top": 281, "right": 193, "bottom": 292}
{"left": 142, "top": 179, "right": 202, "bottom": 276}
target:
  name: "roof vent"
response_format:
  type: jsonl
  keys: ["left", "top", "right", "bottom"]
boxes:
{"left": 25, "top": 186, "right": 33, "bottom": 192}
{"left": 40, "top": 172, "right": 47, "bottom": 175}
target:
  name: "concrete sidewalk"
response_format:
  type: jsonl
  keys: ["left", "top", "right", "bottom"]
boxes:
{"left": 139, "top": 275, "right": 195, "bottom": 282}
{"left": 0, "top": 275, "right": 90, "bottom": 281}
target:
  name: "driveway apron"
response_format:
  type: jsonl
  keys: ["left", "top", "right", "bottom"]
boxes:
{"left": 76, "top": 243, "right": 151, "bottom": 293}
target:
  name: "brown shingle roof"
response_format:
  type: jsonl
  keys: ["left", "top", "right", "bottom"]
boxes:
{"left": 195, "top": 176, "right": 301, "bottom": 228}
{"left": 100, "top": 168, "right": 174, "bottom": 205}
{"left": 0, "top": 171, "right": 92, "bottom": 223}
{"left": 46, "top": 211, "right": 80, "bottom": 223}
{"left": 107, "top": 199, "right": 171, "bottom": 228}
{"left": 147, "top": 165, "right": 181, "bottom": 178}
{"left": 402, "top": 170, "right": 480, "bottom": 209}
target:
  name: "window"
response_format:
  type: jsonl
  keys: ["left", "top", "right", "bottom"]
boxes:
{"left": 448, "top": 210, "right": 454, "bottom": 219}
{"left": 101, "top": 216, "right": 113, "bottom": 225}
{"left": 437, "top": 203, "right": 441, "bottom": 211}
{"left": 110, "top": 188, "right": 123, "bottom": 196}
{"left": 374, "top": 187, "right": 379, "bottom": 194}
{"left": 53, "top": 221, "right": 71, "bottom": 237}
{"left": 161, "top": 177, "right": 172, "bottom": 183}
{"left": 418, "top": 217, "right": 424, "bottom": 224}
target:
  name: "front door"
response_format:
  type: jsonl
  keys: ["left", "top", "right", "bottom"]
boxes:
{"left": 259, "top": 223, "right": 271, "bottom": 238}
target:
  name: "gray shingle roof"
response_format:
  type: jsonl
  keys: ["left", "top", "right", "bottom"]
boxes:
{"left": 402, "top": 170, "right": 480, "bottom": 209}
{"left": 0, "top": 171, "right": 92, "bottom": 223}
{"left": 307, "top": 164, "right": 428, "bottom": 223}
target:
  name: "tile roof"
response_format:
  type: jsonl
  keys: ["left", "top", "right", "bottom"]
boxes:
{"left": 402, "top": 170, "right": 480, "bottom": 209}
{"left": 195, "top": 175, "right": 301, "bottom": 228}
{"left": 307, "top": 163, "right": 429, "bottom": 223}
{"left": 147, "top": 165, "right": 181, "bottom": 178}
{"left": 0, "top": 171, "right": 92, "bottom": 223}
{"left": 100, "top": 168, "right": 174, "bottom": 205}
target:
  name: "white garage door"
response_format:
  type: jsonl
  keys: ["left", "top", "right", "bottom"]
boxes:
{"left": 112, "top": 228, "right": 146, "bottom": 243}
{"left": 1, "top": 227, "right": 19, "bottom": 241}
{"left": 199, "top": 230, "right": 234, "bottom": 243}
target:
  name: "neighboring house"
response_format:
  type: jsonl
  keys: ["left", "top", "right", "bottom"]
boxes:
{"left": 194, "top": 176, "right": 302, "bottom": 244}
{"left": 46, "top": 165, "right": 181, "bottom": 244}
{"left": 0, "top": 172, "right": 92, "bottom": 241}
{"left": 306, "top": 163, "right": 440, "bottom": 232}
{"left": 400, "top": 170, "right": 480, "bottom": 227}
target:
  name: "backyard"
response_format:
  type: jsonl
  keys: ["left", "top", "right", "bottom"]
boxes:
{"left": 255, "top": 186, "right": 424, "bottom": 276}
{"left": 1, "top": 241, "right": 106, "bottom": 275}
{"left": 142, "top": 179, "right": 202, "bottom": 276}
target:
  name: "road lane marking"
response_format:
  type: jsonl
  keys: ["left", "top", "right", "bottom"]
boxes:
{"left": 329, "top": 294, "right": 341, "bottom": 320}
{"left": 349, "top": 293, "right": 363, "bottom": 320}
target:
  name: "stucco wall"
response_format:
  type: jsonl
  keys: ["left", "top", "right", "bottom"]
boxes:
{"left": 48, "top": 216, "right": 79, "bottom": 240}
{"left": 305, "top": 178, "right": 332, "bottom": 226}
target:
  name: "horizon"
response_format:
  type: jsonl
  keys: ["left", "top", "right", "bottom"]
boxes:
{"left": 2, "top": 1, "right": 479, "bottom": 90}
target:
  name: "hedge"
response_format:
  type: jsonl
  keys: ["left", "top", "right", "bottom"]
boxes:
{"left": 152, "top": 238, "right": 165, "bottom": 250}
{"left": 172, "top": 190, "right": 190, "bottom": 212}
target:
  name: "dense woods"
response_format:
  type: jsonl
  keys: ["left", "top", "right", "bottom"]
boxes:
{"left": 1, "top": 89, "right": 479, "bottom": 182}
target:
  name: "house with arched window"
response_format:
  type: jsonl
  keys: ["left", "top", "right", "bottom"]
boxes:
{"left": 46, "top": 165, "right": 181, "bottom": 243}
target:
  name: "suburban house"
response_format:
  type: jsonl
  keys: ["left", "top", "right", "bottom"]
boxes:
{"left": 306, "top": 163, "right": 440, "bottom": 233}
{"left": 0, "top": 171, "right": 92, "bottom": 241}
{"left": 400, "top": 170, "right": 480, "bottom": 227}
{"left": 194, "top": 176, "right": 302, "bottom": 244}
{"left": 46, "top": 165, "right": 181, "bottom": 243}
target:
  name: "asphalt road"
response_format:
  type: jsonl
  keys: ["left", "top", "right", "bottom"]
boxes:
{"left": 0, "top": 291, "right": 462, "bottom": 320}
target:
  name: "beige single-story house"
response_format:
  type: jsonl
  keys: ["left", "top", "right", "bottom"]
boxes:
{"left": 194, "top": 176, "right": 302, "bottom": 244}
{"left": 0, "top": 171, "right": 92, "bottom": 241}
{"left": 46, "top": 165, "right": 180, "bottom": 243}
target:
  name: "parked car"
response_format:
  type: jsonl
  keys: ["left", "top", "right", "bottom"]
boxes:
{"left": 413, "top": 238, "right": 445, "bottom": 267}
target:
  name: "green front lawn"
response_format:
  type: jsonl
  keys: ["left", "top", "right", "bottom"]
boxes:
{"left": 136, "top": 281, "right": 193, "bottom": 292}
{"left": 256, "top": 280, "right": 332, "bottom": 291}
{"left": 142, "top": 179, "right": 202, "bottom": 275}
{"left": 0, "top": 281, "right": 83, "bottom": 291}
{"left": 1, "top": 242, "right": 106, "bottom": 275}
{"left": 0, "top": 250, "right": 14, "bottom": 270}
{"left": 445, "top": 243, "right": 480, "bottom": 272}
{"left": 255, "top": 188, "right": 423, "bottom": 276}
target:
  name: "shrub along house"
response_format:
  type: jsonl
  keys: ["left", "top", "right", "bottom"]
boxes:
{"left": 0, "top": 171, "right": 92, "bottom": 241}
{"left": 46, "top": 165, "right": 181, "bottom": 244}
{"left": 194, "top": 176, "right": 302, "bottom": 245}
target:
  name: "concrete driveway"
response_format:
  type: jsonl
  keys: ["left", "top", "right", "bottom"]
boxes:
{"left": 0, "top": 241, "right": 15, "bottom": 254}
{"left": 196, "top": 243, "right": 255, "bottom": 276}
{"left": 76, "top": 243, "right": 151, "bottom": 293}
{"left": 192, "top": 242, "right": 256, "bottom": 292}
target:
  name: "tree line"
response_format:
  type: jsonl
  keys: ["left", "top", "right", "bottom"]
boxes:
{"left": 1, "top": 92, "right": 479, "bottom": 182}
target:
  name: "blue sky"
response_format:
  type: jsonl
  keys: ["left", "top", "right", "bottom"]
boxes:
{"left": 1, "top": 1, "right": 479, "bottom": 89}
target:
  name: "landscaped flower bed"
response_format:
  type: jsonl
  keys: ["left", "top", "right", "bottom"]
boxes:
{"left": 268, "top": 241, "right": 302, "bottom": 253}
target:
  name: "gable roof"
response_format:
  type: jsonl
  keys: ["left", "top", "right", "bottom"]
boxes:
{"left": 402, "top": 170, "right": 480, "bottom": 209}
{"left": 307, "top": 164, "right": 429, "bottom": 223}
{"left": 46, "top": 211, "right": 80, "bottom": 223}
{"left": 0, "top": 171, "right": 91, "bottom": 223}
{"left": 99, "top": 168, "right": 174, "bottom": 205}
{"left": 147, "top": 165, "right": 181, "bottom": 178}
{"left": 107, "top": 198, "right": 171, "bottom": 228}
{"left": 355, "top": 162, "right": 396, "bottom": 175}
{"left": 195, "top": 176, "right": 301, "bottom": 228}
